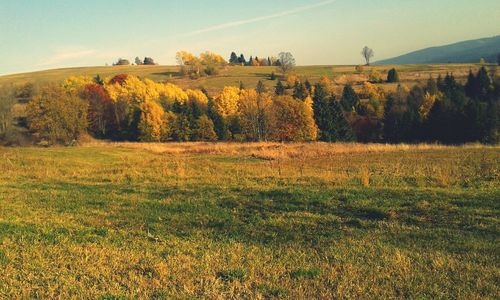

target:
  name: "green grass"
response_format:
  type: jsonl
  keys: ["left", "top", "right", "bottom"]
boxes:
{"left": 0, "top": 143, "right": 499, "bottom": 298}
{"left": 0, "top": 63, "right": 487, "bottom": 94}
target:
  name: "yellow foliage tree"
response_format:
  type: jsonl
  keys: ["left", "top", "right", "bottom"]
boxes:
{"left": 62, "top": 76, "right": 93, "bottom": 94}
{"left": 138, "top": 101, "right": 165, "bottom": 142}
{"left": 199, "top": 51, "right": 227, "bottom": 65}
{"left": 286, "top": 73, "right": 299, "bottom": 87}
{"left": 360, "top": 82, "right": 384, "bottom": 100}
{"left": 419, "top": 92, "right": 439, "bottom": 120}
{"left": 175, "top": 51, "right": 197, "bottom": 66}
{"left": 269, "top": 96, "right": 318, "bottom": 141}
{"left": 159, "top": 83, "right": 189, "bottom": 106}
{"left": 213, "top": 86, "right": 240, "bottom": 118}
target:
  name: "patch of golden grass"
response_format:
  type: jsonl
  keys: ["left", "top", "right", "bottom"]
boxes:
{"left": 82, "top": 141, "right": 496, "bottom": 159}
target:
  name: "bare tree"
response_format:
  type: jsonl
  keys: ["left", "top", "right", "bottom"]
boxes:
{"left": 277, "top": 52, "right": 296, "bottom": 74}
{"left": 361, "top": 46, "right": 374, "bottom": 66}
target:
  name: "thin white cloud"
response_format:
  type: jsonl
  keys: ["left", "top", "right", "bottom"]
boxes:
{"left": 38, "top": 47, "right": 128, "bottom": 68}
{"left": 38, "top": 48, "right": 98, "bottom": 66}
{"left": 183, "top": 0, "right": 339, "bottom": 37}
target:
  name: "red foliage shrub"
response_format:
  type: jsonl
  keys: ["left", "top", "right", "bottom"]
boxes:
{"left": 109, "top": 74, "right": 129, "bottom": 86}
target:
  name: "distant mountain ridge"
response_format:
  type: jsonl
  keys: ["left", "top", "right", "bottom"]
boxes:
{"left": 376, "top": 35, "right": 500, "bottom": 65}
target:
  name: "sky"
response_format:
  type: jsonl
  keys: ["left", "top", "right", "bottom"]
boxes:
{"left": 1, "top": 0, "right": 499, "bottom": 75}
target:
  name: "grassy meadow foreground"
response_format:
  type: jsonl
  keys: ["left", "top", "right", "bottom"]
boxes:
{"left": 0, "top": 143, "right": 499, "bottom": 298}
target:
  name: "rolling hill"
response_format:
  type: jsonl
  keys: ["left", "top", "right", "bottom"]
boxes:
{"left": 0, "top": 64, "right": 482, "bottom": 95}
{"left": 376, "top": 35, "right": 500, "bottom": 65}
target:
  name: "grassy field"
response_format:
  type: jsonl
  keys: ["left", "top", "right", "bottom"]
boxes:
{"left": 0, "top": 142, "right": 499, "bottom": 298}
{"left": 0, "top": 64, "right": 492, "bottom": 94}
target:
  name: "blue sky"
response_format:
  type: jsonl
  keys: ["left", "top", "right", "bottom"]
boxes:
{"left": 1, "top": 0, "right": 499, "bottom": 75}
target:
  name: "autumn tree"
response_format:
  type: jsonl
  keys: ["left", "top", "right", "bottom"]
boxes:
{"left": 138, "top": 100, "right": 165, "bottom": 142}
{"left": 361, "top": 46, "right": 374, "bottom": 66}
{"left": 108, "top": 74, "right": 129, "bottom": 85}
{"left": 81, "top": 83, "right": 115, "bottom": 138}
{"left": 277, "top": 52, "right": 295, "bottom": 75}
{"left": 269, "top": 96, "right": 317, "bottom": 141}
{"left": 62, "top": 76, "right": 94, "bottom": 94}
{"left": 26, "top": 84, "right": 88, "bottom": 144}
{"left": 176, "top": 51, "right": 201, "bottom": 77}
{"left": 238, "top": 89, "right": 272, "bottom": 141}
{"left": 213, "top": 86, "right": 240, "bottom": 118}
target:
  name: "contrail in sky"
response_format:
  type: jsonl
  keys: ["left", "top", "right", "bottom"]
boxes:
{"left": 183, "top": 0, "right": 339, "bottom": 37}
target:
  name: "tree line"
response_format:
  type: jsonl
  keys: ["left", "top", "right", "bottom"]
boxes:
{"left": 113, "top": 57, "right": 157, "bottom": 66}
{"left": 0, "top": 67, "right": 498, "bottom": 146}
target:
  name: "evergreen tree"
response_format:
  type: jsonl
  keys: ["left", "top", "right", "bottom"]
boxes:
{"left": 340, "top": 84, "right": 359, "bottom": 111}
{"left": 404, "top": 85, "right": 425, "bottom": 141}
{"left": 383, "top": 85, "right": 409, "bottom": 143}
{"left": 465, "top": 70, "right": 477, "bottom": 98}
{"left": 208, "top": 98, "right": 228, "bottom": 140}
{"left": 313, "top": 83, "right": 353, "bottom": 142}
{"left": 229, "top": 52, "right": 239, "bottom": 64}
{"left": 93, "top": 75, "right": 104, "bottom": 86}
{"left": 248, "top": 56, "right": 254, "bottom": 66}
{"left": 275, "top": 80, "right": 285, "bottom": 96}
{"left": 484, "top": 97, "right": 499, "bottom": 144}
{"left": 238, "top": 54, "right": 246, "bottom": 65}
{"left": 425, "top": 76, "right": 438, "bottom": 95}
{"left": 304, "top": 79, "right": 313, "bottom": 95}
{"left": 292, "top": 80, "right": 307, "bottom": 100}
{"left": 268, "top": 57, "right": 272, "bottom": 66}
{"left": 387, "top": 68, "right": 400, "bottom": 83}
{"left": 256, "top": 80, "right": 267, "bottom": 94}
{"left": 475, "top": 67, "right": 492, "bottom": 101}
{"left": 135, "top": 57, "right": 143, "bottom": 65}
{"left": 436, "top": 74, "right": 444, "bottom": 91}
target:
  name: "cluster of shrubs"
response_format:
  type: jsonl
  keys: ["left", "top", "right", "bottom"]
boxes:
{"left": 1, "top": 67, "right": 498, "bottom": 146}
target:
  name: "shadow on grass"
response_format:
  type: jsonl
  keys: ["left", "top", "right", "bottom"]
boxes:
{"left": 5, "top": 181, "right": 499, "bottom": 252}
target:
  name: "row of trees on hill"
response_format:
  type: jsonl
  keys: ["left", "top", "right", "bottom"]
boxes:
{"left": 113, "top": 57, "right": 157, "bottom": 66}
{"left": 176, "top": 51, "right": 297, "bottom": 78}
{"left": 229, "top": 52, "right": 282, "bottom": 67}
{"left": 1, "top": 67, "right": 497, "bottom": 146}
